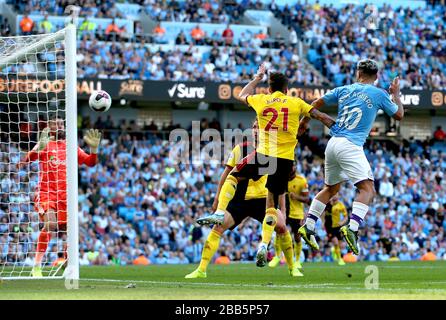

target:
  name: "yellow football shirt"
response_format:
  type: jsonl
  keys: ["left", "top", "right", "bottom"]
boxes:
{"left": 246, "top": 91, "right": 313, "bottom": 160}
{"left": 226, "top": 144, "right": 268, "bottom": 200}
{"left": 287, "top": 175, "right": 309, "bottom": 219}
{"left": 326, "top": 201, "right": 347, "bottom": 228}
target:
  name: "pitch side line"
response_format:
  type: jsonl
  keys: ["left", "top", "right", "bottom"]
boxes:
{"left": 220, "top": 264, "right": 446, "bottom": 270}
{"left": 82, "top": 278, "right": 336, "bottom": 289}
{"left": 82, "top": 278, "right": 446, "bottom": 292}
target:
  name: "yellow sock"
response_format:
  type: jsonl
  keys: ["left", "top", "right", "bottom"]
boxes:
{"left": 198, "top": 229, "right": 221, "bottom": 273}
{"left": 294, "top": 240, "right": 302, "bottom": 263}
{"left": 334, "top": 244, "right": 341, "bottom": 261}
{"left": 261, "top": 208, "right": 277, "bottom": 245}
{"left": 216, "top": 175, "right": 238, "bottom": 211}
{"left": 274, "top": 233, "right": 281, "bottom": 258}
{"left": 279, "top": 231, "right": 294, "bottom": 270}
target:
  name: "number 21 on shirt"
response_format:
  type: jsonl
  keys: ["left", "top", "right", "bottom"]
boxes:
{"left": 263, "top": 108, "right": 288, "bottom": 131}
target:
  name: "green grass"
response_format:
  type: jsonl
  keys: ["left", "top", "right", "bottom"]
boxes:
{"left": 1, "top": 261, "right": 446, "bottom": 299}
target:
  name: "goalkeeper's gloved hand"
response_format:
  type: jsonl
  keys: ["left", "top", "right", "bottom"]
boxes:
{"left": 37, "top": 127, "right": 52, "bottom": 152}
{"left": 83, "top": 129, "right": 101, "bottom": 154}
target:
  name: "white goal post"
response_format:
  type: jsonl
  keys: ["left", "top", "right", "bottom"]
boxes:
{"left": 0, "top": 24, "right": 78, "bottom": 282}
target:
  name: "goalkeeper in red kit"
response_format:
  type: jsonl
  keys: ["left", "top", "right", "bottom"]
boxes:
{"left": 20, "top": 116, "right": 101, "bottom": 277}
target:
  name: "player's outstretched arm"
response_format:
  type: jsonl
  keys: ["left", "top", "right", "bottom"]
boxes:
{"left": 83, "top": 129, "right": 101, "bottom": 154}
{"left": 309, "top": 108, "right": 336, "bottom": 130}
{"left": 389, "top": 76, "right": 404, "bottom": 121}
{"left": 19, "top": 127, "right": 53, "bottom": 166}
{"left": 79, "top": 129, "right": 102, "bottom": 166}
{"left": 298, "top": 98, "right": 326, "bottom": 136}
{"left": 236, "top": 63, "right": 266, "bottom": 105}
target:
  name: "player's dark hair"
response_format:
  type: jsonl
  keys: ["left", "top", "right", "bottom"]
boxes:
{"left": 268, "top": 72, "right": 288, "bottom": 93}
{"left": 357, "top": 59, "right": 379, "bottom": 76}
{"left": 48, "top": 113, "right": 64, "bottom": 121}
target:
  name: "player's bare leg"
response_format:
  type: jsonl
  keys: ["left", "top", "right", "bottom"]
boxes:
{"left": 340, "top": 179, "right": 375, "bottom": 255}
{"left": 33, "top": 209, "right": 58, "bottom": 277}
{"left": 299, "top": 183, "right": 341, "bottom": 251}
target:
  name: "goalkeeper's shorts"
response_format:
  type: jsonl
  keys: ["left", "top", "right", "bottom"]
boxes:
{"left": 35, "top": 193, "right": 67, "bottom": 226}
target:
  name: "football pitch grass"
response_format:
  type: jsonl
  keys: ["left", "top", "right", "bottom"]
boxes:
{"left": 1, "top": 261, "right": 446, "bottom": 300}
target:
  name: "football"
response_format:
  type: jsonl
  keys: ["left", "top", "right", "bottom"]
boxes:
{"left": 89, "top": 90, "right": 112, "bottom": 112}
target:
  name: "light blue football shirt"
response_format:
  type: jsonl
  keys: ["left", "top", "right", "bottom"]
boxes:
{"left": 323, "top": 83, "right": 398, "bottom": 146}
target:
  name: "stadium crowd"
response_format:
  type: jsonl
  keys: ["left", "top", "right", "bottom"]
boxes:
{"left": 2, "top": 117, "right": 446, "bottom": 267}
{"left": 76, "top": 39, "right": 322, "bottom": 84}
{"left": 4, "top": 1, "right": 446, "bottom": 88}
{"left": 270, "top": 2, "right": 446, "bottom": 90}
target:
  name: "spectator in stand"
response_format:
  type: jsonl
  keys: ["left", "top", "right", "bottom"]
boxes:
{"left": 273, "top": 32, "right": 285, "bottom": 48}
{"left": 19, "top": 14, "right": 34, "bottom": 35}
{"left": 39, "top": 14, "right": 53, "bottom": 34}
{"left": 379, "top": 175, "right": 394, "bottom": 199}
{"left": 222, "top": 24, "right": 234, "bottom": 46}
{"left": 175, "top": 30, "right": 187, "bottom": 45}
{"left": 145, "top": 121, "right": 158, "bottom": 132}
{"left": 133, "top": 251, "right": 150, "bottom": 265}
{"left": 434, "top": 126, "right": 446, "bottom": 142}
{"left": 152, "top": 22, "right": 167, "bottom": 44}
{"left": 215, "top": 250, "right": 230, "bottom": 264}
{"left": 255, "top": 30, "right": 267, "bottom": 41}
{"left": 79, "top": 17, "right": 96, "bottom": 37}
{"left": 190, "top": 24, "right": 205, "bottom": 45}
{"left": 1, "top": 18, "right": 11, "bottom": 36}
{"left": 421, "top": 248, "right": 437, "bottom": 261}
{"left": 105, "top": 19, "right": 122, "bottom": 41}
{"left": 288, "top": 26, "right": 298, "bottom": 47}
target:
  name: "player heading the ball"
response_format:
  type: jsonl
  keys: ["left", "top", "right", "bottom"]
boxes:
{"left": 298, "top": 59, "right": 404, "bottom": 255}
{"left": 198, "top": 63, "right": 336, "bottom": 268}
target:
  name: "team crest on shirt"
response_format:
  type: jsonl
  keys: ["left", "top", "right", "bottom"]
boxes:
{"left": 49, "top": 154, "right": 66, "bottom": 168}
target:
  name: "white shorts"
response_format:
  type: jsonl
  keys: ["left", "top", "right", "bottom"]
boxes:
{"left": 324, "top": 136, "right": 374, "bottom": 186}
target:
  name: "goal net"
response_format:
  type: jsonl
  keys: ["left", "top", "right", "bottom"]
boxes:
{"left": 0, "top": 25, "right": 78, "bottom": 281}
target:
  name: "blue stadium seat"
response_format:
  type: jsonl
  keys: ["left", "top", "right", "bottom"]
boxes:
{"left": 115, "top": 3, "right": 141, "bottom": 20}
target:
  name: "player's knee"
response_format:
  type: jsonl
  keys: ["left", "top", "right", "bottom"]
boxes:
{"left": 265, "top": 213, "right": 277, "bottom": 226}
{"left": 357, "top": 180, "right": 375, "bottom": 202}
{"left": 274, "top": 219, "right": 286, "bottom": 234}
{"left": 275, "top": 225, "right": 287, "bottom": 234}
